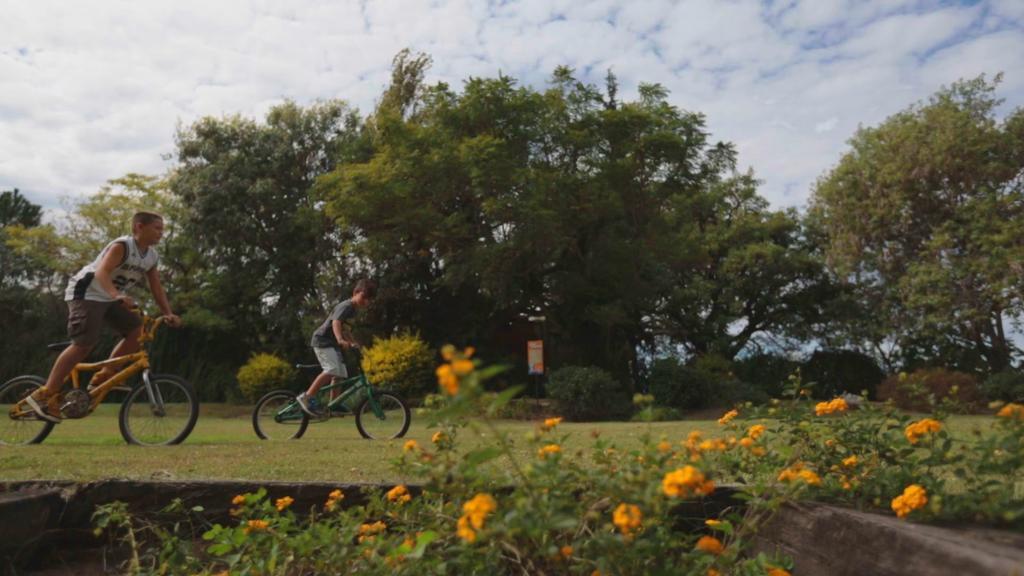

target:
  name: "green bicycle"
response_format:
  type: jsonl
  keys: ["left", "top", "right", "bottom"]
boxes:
{"left": 251, "top": 351, "right": 410, "bottom": 441}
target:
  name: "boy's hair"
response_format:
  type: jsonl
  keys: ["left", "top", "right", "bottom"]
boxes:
{"left": 132, "top": 211, "right": 164, "bottom": 227}
{"left": 353, "top": 279, "right": 378, "bottom": 299}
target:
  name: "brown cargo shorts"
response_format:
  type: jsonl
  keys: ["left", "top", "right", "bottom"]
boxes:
{"left": 67, "top": 299, "right": 143, "bottom": 347}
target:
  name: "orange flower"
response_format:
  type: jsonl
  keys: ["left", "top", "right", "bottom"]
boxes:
{"left": 815, "top": 397, "right": 849, "bottom": 416}
{"left": 541, "top": 416, "right": 563, "bottom": 431}
{"left": 244, "top": 519, "right": 269, "bottom": 534}
{"left": 403, "top": 439, "right": 420, "bottom": 452}
{"left": 436, "top": 364, "right": 458, "bottom": 395}
{"left": 231, "top": 494, "right": 246, "bottom": 506}
{"left": 767, "top": 568, "right": 791, "bottom": 576}
{"left": 717, "top": 409, "right": 738, "bottom": 425}
{"left": 325, "top": 489, "right": 345, "bottom": 511}
{"left": 997, "top": 403, "right": 1024, "bottom": 420}
{"left": 458, "top": 493, "right": 497, "bottom": 542}
{"left": 386, "top": 484, "right": 412, "bottom": 504}
{"left": 842, "top": 455, "right": 858, "bottom": 468}
{"left": 657, "top": 440, "right": 672, "bottom": 453}
{"left": 777, "top": 462, "right": 821, "bottom": 486}
{"left": 538, "top": 444, "right": 562, "bottom": 459}
{"left": 746, "top": 424, "right": 766, "bottom": 440}
{"left": 904, "top": 419, "right": 942, "bottom": 444}
{"left": 560, "top": 545, "right": 573, "bottom": 559}
{"left": 612, "top": 503, "right": 642, "bottom": 536}
{"left": 891, "top": 484, "right": 928, "bottom": 519}
{"left": 694, "top": 535, "right": 724, "bottom": 555}
{"left": 274, "top": 496, "right": 294, "bottom": 511}
{"left": 662, "top": 466, "right": 715, "bottom": 498}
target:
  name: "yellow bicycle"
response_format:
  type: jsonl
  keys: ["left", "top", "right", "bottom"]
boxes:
{"left": 2, "top": 313, "right": 199, "bottom": 445}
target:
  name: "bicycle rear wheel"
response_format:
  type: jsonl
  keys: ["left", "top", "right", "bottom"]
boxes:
{"left": 0, "top": 376, "right": 55, "bottom": 445}
{"left": 355, "top": 392, "right": 410, "bottom": 440}
{"left": 253, "top": 390, "right": 309, "bottom": 440}
{"left": 118, "top": 373, "right": 199, "bottom": 446}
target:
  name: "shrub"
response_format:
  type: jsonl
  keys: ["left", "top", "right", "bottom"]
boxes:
{"left": 646, "top": 358, "right": 714, "bottom": 410}
{"left": 546, "top": 365, "right": 630, "bottom": 421}
{"left": 801, "top": 349, "right": 884, "bottom": 399}
{"left": 733, "top": 353, "right": 798, "bottom": 398}
{"left": 713, "top": 379, "right": 770, "bottom": 407}
{"left": 982, "top": 370, "right": 1024, "bottom": 403}
{"left": 877, "top": 368, "right": 983, "bottom": 412}
{"left": 361, "top": 332, "right": 435, "bottom": 401}
{"left": 237, "top": 353, "right": 296, "bottom": 402}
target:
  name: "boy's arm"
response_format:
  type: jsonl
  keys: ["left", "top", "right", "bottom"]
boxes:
{"left": 332, "top": 320, "right": 357, "bottom": 348}
{"left": 145, "top": 268, "right": 182, "bottom": 326}
{"left": 95, "top": 243, "right": 129, "bottom": 303}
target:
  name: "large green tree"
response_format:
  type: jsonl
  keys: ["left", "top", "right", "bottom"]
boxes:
{"left": 809, "top": 75, "right": 1024, "bottom": 372}
{"left": 318, "top": 55, "right": 824, "bottom": 384}
{"left": 170, "top": 100, "right": 366, "bottom": 356}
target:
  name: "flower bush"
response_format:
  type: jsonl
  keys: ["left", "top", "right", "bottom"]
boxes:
{"left": 236, "top": 353, "right": 296, "bottom": 402}
{"left": 94, "top": 352, "right": 1023, "bottom": 575}
{"left": 360, "top": 332, "right": 435, "bottom": 401}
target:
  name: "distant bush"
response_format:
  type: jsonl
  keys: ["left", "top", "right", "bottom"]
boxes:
{"left": 547, "top": 365, "right": 629, "bottom": 421}
{"left": 877, "top": 368, "right": 983, "bottom": 413}
{"left": 647, "top": 358, "right": 713, "bottom": 410}
{"left": 801, "top": 350, "right": 884, "bottom": 399}
{"left": 361, "top": 332, "right": 435, "bottom": 401}
{"left": 981, "top": 370, "right": 1024, "bottom": 403}
{"left": 733, "top": 353, "right": 798, "bottom": 398}
{"left": 237, "top": 353, "right": 296, "bottom": 402}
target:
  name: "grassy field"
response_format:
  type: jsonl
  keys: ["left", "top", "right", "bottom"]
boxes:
{"left": 0, "top": 404, "right": 998, "bottom": 484}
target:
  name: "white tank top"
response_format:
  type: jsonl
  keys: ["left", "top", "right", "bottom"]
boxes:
{"left": 64, "top": 236, "right": 160, "bottom": 302}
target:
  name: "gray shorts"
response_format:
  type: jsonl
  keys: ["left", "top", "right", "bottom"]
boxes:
{"left": 313, "top": 346, "right": 348, "bottom": 378}
{"left": 67, "top": 299, "right": 143, "bottom": 347}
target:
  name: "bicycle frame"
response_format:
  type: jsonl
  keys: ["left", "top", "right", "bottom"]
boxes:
{"left": 11, "top": 314, "right": 166, "bottom": 419}
{"left": 275, "top": 373, "right": 386, "bottom": 423}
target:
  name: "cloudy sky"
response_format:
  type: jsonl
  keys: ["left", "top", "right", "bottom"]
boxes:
{"left": 3, "top": 0, "right": 1023, "bottom": 212}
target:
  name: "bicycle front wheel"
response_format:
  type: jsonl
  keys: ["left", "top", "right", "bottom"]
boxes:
{"left": 253, "top": 390, "right": 309, "bottom": 440}
{"left": 119, "top": 373, "right": 199, "bottom": 446}
{"left": 355, "top": 392, "right": 410, "bottom": 440}
{"left": 0, "top": 375, "right": 55, "bottom": 445}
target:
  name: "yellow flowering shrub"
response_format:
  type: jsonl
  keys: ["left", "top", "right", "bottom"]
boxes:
{"left": 236, "top": 353, "right": 297, "bottom": 402}
{"left": 361, "top": 332, "right": 435, "bottom": 400}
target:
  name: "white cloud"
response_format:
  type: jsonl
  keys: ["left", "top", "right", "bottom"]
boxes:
{"left": 1, "top": 0, "right": 1022, "bottom": 211}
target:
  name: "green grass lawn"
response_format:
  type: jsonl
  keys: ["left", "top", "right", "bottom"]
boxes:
{"left": 0, "top": 404, "right": 1000, "bottom": 484}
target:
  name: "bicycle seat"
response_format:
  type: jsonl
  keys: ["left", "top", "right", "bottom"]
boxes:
{"left": 47, "top": 341, "right": 72, "bottom": 352}
{"left": 295, "top": 363, "right": 320, "bottom": 370}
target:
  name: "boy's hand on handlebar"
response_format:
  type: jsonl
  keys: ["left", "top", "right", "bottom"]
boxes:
{"left": 163, "top": 313, "right": 183, "bottom": 327}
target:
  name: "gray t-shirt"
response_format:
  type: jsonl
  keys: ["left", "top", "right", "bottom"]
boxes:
{"left": 310, "top": 299, "right": 357, "bottom": 348}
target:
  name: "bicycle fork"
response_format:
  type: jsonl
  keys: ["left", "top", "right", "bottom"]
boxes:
{"left": 142, "top": 370, "right": 166, "bottom": 417}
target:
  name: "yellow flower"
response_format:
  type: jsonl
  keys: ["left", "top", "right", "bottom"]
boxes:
{"left": 436, "top": 364, "right": 459, "bottom": 395}
{"left": 746, "top": 424, "right": 766, "bottom": 440}
{"left": 231, "top": 494, "right": 246, "bottom": 506}
{"left": 560, "top": 545, "right": 573, "bottom": 559}
{"left": 996, "top": 403, "right": 1024, "bottom": 420}
{"left": 751, "top": 446, "right": 766, "bottom": 457}
{"left": 274, "top": 496, "right": 294, "bottom": 511}
{"left": 814, "top": 397, "right": 849, "bottom": 416}
{"left": 694, "top": 535, "right": 724, "bottom": 555}
{"left": 717, "top": 409, "right": 738, "bottom": 425}
{"left": 541, "top": 416, "right": 563, "bottom": 431}
{"left": 842, "top": 455, "right": 858, "bottom": 468}
{"left": 904, "top": 418, "right": 942, "bottom": 444}
{"left": 452, "top": 358, "right": 475, "bottom": 376}
{"left": 891, "top": 484, "right": 928, "bottom": 519}
{"left": 358, "top": 520, "right": 387, "bottom": 543}
{"left": 325, "top": 489, "right": 345, "bottom": 511}
{"left": 777, "top": 462, "right": 821, "bottom": 486}
{"left": 705, "top": 519, "right": 722, "bottom": 528}
{"left": 538, "top": 444, "right": 562, "bottom": 459}
{"left": 244, "top": 519, "right": 269, "bottom": 534}
{"left": 403, "top": 439, "right": 420, "bottom": 452}
{"left": 431, "top": 431, "right": 447, "bottom": 444}
{"left": 707, "top": 570, "right": 721, "bottom": 576}
{"left": 463, "top": 493, "right": 497, "bottom": 529}
{"left": 824, "top": 438, "right": 837, "bottom": 447}
{"left": 657, "top": 440, "right": 672, "bottom": 453}
{"left": 612, "top": 503, "right": 642, "bottom": 536}
{"left": 662, "top": 465, "right": 715, "bottom": 498}
{"left": 386, "top": 484, "right": 412, "bottom": 504}
{"left": 767, "top": 568, "right": 791, "bottom": 576}
{"left": 739, "top": 437, "right": 754, "bottom": 448}
{"left": 456, "top": 515, "right": 477, "bottom": 543}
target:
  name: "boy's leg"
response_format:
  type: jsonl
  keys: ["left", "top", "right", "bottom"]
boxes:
{"left": 89, "top": 306, "right": 143, "bottom": 388}
{"left": 28, "top": 301, "right": 105, "bottom": 422}
{"left": 306, "top": 371, "right": 334, "bottom": 397}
